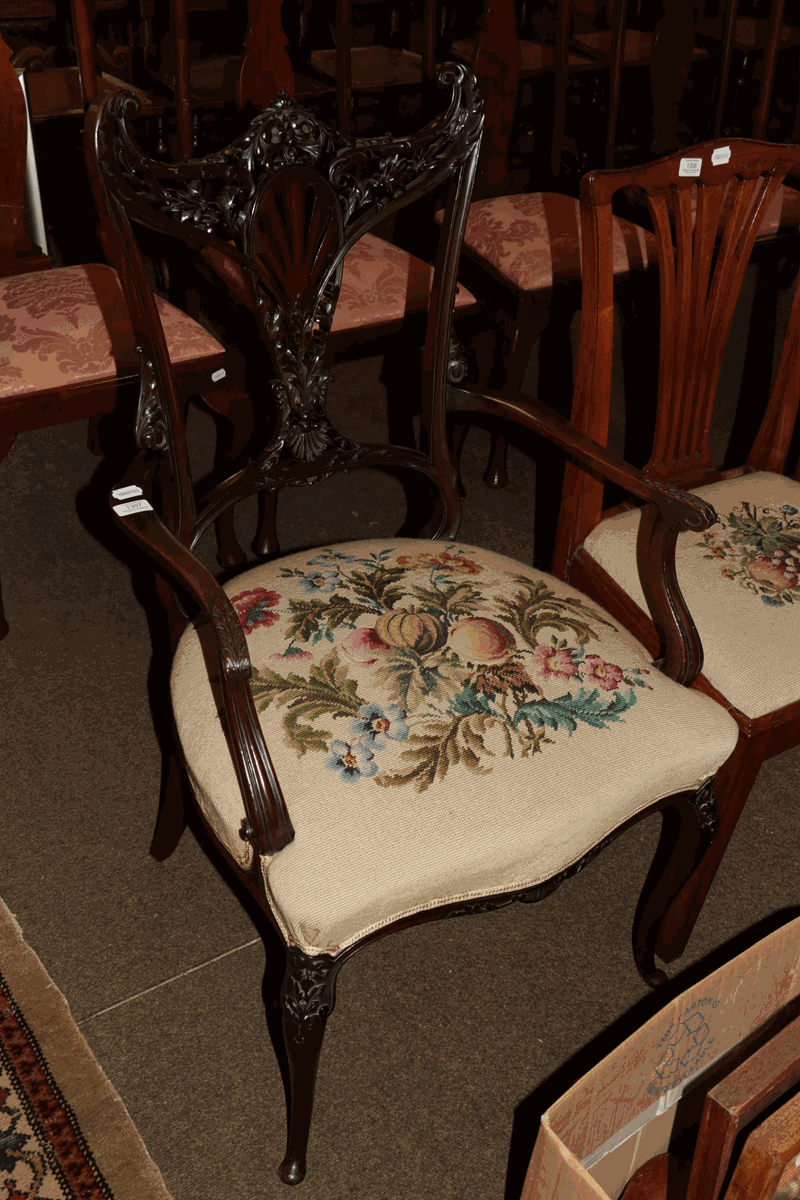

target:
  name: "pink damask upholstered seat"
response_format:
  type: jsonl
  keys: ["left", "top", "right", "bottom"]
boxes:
{"left": 461, "top": 192, "right": 654, "bottom": 293}
{"left": 0, "top": 262, "right": 233, "bottom": 639}
{"left": 203, "top": 232, "right": 477, "bottom": 343}
{"left": 0, "top": 264, "right": 224, "bottom": 403}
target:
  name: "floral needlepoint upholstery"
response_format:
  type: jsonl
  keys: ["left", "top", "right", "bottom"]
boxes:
{"left": 0, "top": 264, "right": 223, "bottom": 400}
{"left": 171, "top": 540, "right": 738, "bottom": 955}
{"left": 582, "top": 472, "right": 800, "bottom": 720}
{"left": 460, "top": 193, "right": 655, "bottom": 293}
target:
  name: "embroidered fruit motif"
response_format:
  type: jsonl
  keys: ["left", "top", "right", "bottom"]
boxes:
{"left": 449, "top": 617, "right": 515, "bottom": 663}
{"left": 699, "top": 501, "right": 800, "bottom": 606}
{"left": 234, "top": 547, "right": 651, "bottom": 791}
{"left": 374, "top": 610, "right": 448, "bottom": 654}
{"left": 746, "top": 554, "right": 799, "bottom": 590}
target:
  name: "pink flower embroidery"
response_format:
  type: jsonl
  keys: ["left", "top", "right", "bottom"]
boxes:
{"left": 532, "top": 645, "right": 580, "bottom": 681}
{"left": 583, "top": 655, "right": 625, "bottom": 691}
{"left": 341, "top": 627, "right": 389, "bottom": 665}
{"left": 231, "top": 587, "right": 281, "bottom": 632}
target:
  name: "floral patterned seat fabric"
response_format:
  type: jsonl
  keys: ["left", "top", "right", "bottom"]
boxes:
{"left": 460, "top": 193, "right": 655, "bottom": 293}
{"left": 582, "top": 472, "right": 800, "bottom": 719}
{"left": 0, "top": 264, "right": 224, "bottom": 401}
{"left": 171, "top": 539, "right": 739, "bottom": 956}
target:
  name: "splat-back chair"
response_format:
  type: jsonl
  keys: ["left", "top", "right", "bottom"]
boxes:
{"left": 6, "top": 0, "right": 158, "bottom": 123}
{"left": 296, "top": 0, "right": 437, "bottom": 137}
{"left": 0, "top": 26, "right": 242, "bottom": 639}
{"left": 550, "top": 137, "right": 800, "bottom": 965}
{"left": 141, "top": 0, "right": 296, "bottom": 160}
{"left": 702, "top": 0, "right": 800, "bottom": 142}
{"left": 86, "top": 67, "right": 740, "bottom": 1183}
{"left": 0, "top": 43, "right": 50, "bottom": 277}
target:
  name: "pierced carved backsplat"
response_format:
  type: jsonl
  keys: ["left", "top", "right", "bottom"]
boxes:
{"left": 90, "top": 69, "right": 483, "bottom": 509}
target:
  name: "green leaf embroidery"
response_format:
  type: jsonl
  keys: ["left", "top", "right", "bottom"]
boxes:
{"left": 249, "top": 651, "right": 365, "bottom": 756}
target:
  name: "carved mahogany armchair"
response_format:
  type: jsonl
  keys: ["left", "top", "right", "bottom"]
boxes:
{"left": 85, "top": 66, "right": 739, "bottom": 1183}
{"left": 548, "top": 138, "right": 800, "bottom": 970}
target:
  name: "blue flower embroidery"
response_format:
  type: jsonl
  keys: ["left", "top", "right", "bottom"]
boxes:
{"left": 350, "top": 703, "right": 410, "bottom": 748}
{"left": 762, "top": 595, "right": 784, "bottom": 606}
{"left": 781, "top": 505, "right": 798, "bottom": 515}
{"left": 324, "top": 740, "right": 379, "bottom": 783}
{"left": 299, "top": 567, "right": 340, "bottom": 595}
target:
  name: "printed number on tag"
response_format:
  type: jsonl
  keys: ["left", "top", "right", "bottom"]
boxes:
{"left": 211, "top": 367, "right": 226, "bottom": 382}
{"left": 679, "top": 158, "right": 702, "bottom": 177}
{"left": 111, "top": 484, "right": 143, "bottom": 500}
{"left": 711, "top": 145, "right": 732, "bottom": 165}
{"left": 113, "top": 498, "right": 154, "bottom": 516}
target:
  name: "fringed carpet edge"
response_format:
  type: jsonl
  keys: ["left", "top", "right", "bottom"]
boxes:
{"left": 0, "top": 896, "right": 173, "bottom": 1200}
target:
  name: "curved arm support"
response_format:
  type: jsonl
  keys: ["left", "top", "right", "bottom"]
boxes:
{"left": 450, "top": 384, "right": 717, "bottom": 684}
{"left": 110, "top": 483, "right": 295, "bottom": 856}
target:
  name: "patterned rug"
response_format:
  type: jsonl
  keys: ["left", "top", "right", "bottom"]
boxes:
{"left": 0, "top": 898, "right": 172, "bottom": 1200}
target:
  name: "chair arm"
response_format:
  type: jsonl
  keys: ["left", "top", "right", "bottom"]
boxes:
{"left": 110, "top": 481, "right": 295, "bottom": 857}
{"left": 449, "top": 384, "right": 718, "bottom": 686}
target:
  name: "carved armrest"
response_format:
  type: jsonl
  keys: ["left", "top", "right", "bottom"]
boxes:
{"left": 109, "top": 479, "right": 295, "bottom": 856}
{"left": 449, "top": 383, "right": 718, "bottom": 686}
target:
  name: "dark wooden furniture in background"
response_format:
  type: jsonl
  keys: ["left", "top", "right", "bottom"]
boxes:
{"left": 84, "top": 64, "right": 742, "bottom": 1183}
{"left": 0, "top": 36, "right": 50, "bottom": 276}
{"left": 551, "top": 138, "right": 800, "bottom": 971}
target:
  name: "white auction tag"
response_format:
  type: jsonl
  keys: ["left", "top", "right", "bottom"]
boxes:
{"left": 679, "top": 157, "right": 702, "bottom": 177}
{"left": 111, "top": 484, "right": 143, "bottom": 500}
{"left": 711, "top": 145, "right": 732, "bottom": 165}
{"left": 113, "top": 498, "right": 154, "bottom": 516}
{"left": 211, "top": 367, "right": 226, "bottom": 382}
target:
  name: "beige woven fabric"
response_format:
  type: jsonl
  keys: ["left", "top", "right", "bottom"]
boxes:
{"left": 171, "top": 539, "right": 738, "bottom": 955}
{"left": 583, "top": 472, "right": 800, "bottom": 719}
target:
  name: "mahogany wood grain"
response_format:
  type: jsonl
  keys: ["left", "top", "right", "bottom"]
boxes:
{"left": 550, "top": 137, "right": 800, "bottom": 965}
{"left": 725, "top": 1088, "right": 800, "bottom": 1200}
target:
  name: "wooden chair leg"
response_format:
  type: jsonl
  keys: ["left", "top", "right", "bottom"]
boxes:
{"left": 255, "top": 489, "right": 278, "bottom": 558}
{"left": 655, "top": 729, "right": 765, "bottom": 965}
{"left": 483, "top": 293, "right": 552, "bottom": 491}
{"left": 633, "top": 780, "right": 718, "bottom": 988}
{"left": 149, "top": 747, "right": 188, "bottom": 862}
{"left": 0, "top": 433, "right": 17, "bottom": 639}
{"left": 278, "top": 947, "right": 343, "bottom": 1186}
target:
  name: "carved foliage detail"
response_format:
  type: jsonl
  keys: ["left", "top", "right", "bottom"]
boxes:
{"left": 134, "top": 351, "right": 167, "bottom": 452}
{"left": 208, "top": 592, "right": 251, "bottom": 679}
{"left": 281, "top": 948, "right": 341, "bottom": 1044}
{"left": 692, "top": 776, "right": 719, "bottom": 837}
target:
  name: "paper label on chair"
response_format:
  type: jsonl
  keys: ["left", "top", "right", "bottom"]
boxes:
{"left": 211, "top": 368, "right": 226, "bottom": 382}
{"left": 679, "top": 157, "right": 702, "bottom": 177}
{"left": 113, "top": 498, "right": 154, "bottom": 516}
{"left": 711, "top": 145, "right": 732, "bottom": 165}
{"left": 111, "top": 485, "right": 143, "bottom": 500}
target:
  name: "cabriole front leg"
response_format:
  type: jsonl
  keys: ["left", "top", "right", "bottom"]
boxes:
{"left": 633, "top": 778, "right": 719, "bottom": 989}
{"left": 279, "top": 946, "right": 342, "bottom": 1185}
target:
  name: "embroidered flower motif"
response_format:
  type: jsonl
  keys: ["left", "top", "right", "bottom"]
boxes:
{"left": 341, "top": 627, "right": 389, "bottom": 664}
{"left": 324, "top": 739, "right": 378, "bottom": 783}
{"left": 449, "top": 617, "right": 516, "bottom": 663}
{"left": 583, "top": 655, "right": 625, "bottom": 692}
{"left": 531, "top": 645, "right": 580, "bottom": 681}
{"left": 232, "top": 587, "right": 281, "bottom": 632}
{"left": 350, "top": 702, "right": 410, "bottom": 748}
{"left": 395, "top": 549, "right": 482, "bottom": 575}
{"left": 299, "top": 567, "right": 340, "bottom": 594}
{"left": 270, "top": 647, "right": 312, "bottom": 661}
{"left": 698, "top": 501, "right": 800, "bottom": 605}
{"left": 246, "top": 551, "right": 645, "bottom": 792}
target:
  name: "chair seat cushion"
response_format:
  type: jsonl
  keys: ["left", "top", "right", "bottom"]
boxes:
{"left": 582, "top": 472, "right": 800, "bottom": 719}
{"left": 0, "top": 264, "right": 223, "bottom": 402}
{"left": 203, "top": 233, "right": 476, "bottom": 335}
{"left": 451, "top": 37, "right": 593, "bottom": 73}
{"left": 310, "top": 46, "right": 423, "bottom": 88}
{"left": 461, "top": 193, "right": 655, "bottom": 293}
{"left": 171, "top": 539, "right": 738, "bottom": 955}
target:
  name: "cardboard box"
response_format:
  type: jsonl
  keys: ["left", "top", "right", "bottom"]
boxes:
{"left": 522, "top": 917, "right": 800, "bottom": 1200}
